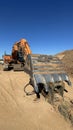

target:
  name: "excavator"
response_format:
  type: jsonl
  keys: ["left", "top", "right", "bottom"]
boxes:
{"left": 3, "top": 39, "right": 32, "bottom": 71}
{"left": 3, "top": 38, "right": 71, "bottom": 102}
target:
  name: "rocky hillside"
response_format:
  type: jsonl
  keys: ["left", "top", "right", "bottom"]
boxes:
{"left": 56, "top": 49, "right": 73, "bottom": 77}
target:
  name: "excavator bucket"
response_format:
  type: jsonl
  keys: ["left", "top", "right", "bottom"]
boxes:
{"left": 27, "top": 54, "right": 71, "bottom": 102}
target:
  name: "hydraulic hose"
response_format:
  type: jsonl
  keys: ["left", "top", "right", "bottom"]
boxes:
{"left": 24, "top": 82, "right": 35, "bottom": 96}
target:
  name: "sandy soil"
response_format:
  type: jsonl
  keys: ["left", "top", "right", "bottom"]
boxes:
{"left": 0, "top": 63, "right": 73, "bottom": 130}
{"left": 56, "top": 50, "right": 73, "bottom": 77}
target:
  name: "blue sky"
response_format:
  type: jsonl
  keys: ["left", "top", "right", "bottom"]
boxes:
{"left": 0, "top": 0, "right": 73, "bottom": 58}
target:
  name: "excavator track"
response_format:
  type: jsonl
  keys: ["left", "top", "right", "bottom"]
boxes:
{"left": 27, "top": 54, "right": 71, "bottom": 103}
{"left": 13, "top": 64, "right": 24, "bottom": 71}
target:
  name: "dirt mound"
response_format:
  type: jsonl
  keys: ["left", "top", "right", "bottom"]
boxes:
{"left": 0, "top": 70, "right": 73, "bottom": 130}
{"left": 58, "top": 99, "right": 73, "bottom": 124}
{"left": 0, "top": 50, "right": 73, "bottom": 130}
{"left": 56, "top": 50, "right": 73, "bottom": 77}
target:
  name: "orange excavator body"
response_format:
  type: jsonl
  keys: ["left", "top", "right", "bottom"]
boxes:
{"left": 3, "top": 38, "right": 32, "bottom": 70}
{"left": 12, "top": 39, "right": 32, "bottom": 59}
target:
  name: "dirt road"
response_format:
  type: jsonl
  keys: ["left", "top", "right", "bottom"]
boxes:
{"left": 0, "top": 66, "right": 73, "bottom": 130}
